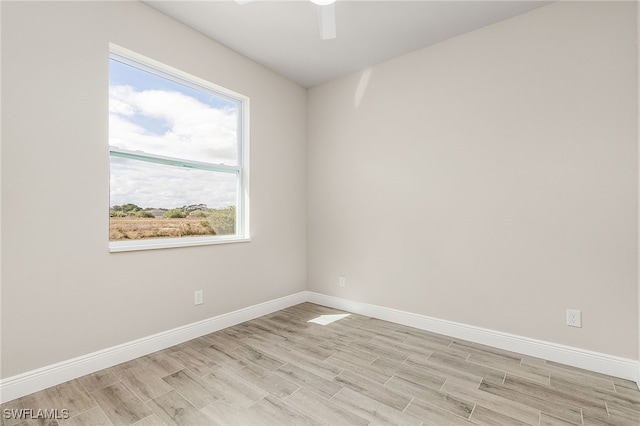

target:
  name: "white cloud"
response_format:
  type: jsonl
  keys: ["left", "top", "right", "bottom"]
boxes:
{"left": 109, "top": 85, "right": 238, "bottom": 165}
{"left": 110, "top": 157, "right": 236, "bottom": 209}
{"left": 109, "top": 85, "right": 239, "bottom": 209}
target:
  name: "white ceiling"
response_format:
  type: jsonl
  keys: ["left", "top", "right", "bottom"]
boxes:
{"left": 145, "top": 0, "right": 552, "bottom": 88}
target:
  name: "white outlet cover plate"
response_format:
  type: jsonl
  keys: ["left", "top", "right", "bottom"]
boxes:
{"left": 566, "top": 309, "right": 582, "bottom": 327}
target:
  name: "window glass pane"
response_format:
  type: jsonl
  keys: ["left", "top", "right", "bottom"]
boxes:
{"left": 109, "top": 59, "right": 239, "bottom": 166}
{"left": 109, "top": 156, "right": 237, "bottom": 241}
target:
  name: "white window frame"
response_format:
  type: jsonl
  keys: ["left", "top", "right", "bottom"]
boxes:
{"left": 108, "top": 44, "right": 250, "bottom": 252}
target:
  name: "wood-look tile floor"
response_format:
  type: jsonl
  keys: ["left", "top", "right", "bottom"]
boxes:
{"left": 2, "top": 303, "right": 639, "bottom": 425}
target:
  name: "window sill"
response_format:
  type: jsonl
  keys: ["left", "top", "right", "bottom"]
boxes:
{"left": 109, "top": 236, "right": 251, "bottom": 252}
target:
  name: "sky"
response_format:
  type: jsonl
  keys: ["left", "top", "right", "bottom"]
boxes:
{"left": 109, "top": 59, "right": 240, "bottom": 210}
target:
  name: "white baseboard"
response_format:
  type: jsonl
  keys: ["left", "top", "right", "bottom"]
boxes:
{"left": 0, "top": 291, "right": 307, "bottom": 403}
{"left": 306, "top": 292, "right": 639, "bottom": 386}
{"left": 2, "top": 290, "right": 638, "bottom": 403}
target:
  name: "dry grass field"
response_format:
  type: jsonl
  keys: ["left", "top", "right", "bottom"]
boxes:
{"left": 110, "top": 211, "right": 235, "bottom": 240}
{"left": 109, "top": 217, "right": 213, "bottom": 240}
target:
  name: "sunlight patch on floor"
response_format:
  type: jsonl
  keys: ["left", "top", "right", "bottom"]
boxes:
{"left": 307, "top": 313, "right": 350, "bottom": 326}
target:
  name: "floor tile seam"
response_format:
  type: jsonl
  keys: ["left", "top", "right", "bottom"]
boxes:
{"left": 79, "top": 372, "right": 122, "bottom": 395}
{"left": 306, "top": 384, "right": 344, "bottom": 403}
{"left": 320, "top": 357, "right": 345, "bottom": 380}
{"left": 457, "top": 344, "right": 523, "bottom": 363}
{"left": 611, "top": 399, "right": 640, "bottom": 416}
{"left": 183, "top": 365, "right": 211, "bottom": 380}
{"left": 491, "top": 368, "right": 551, "bottom": 387}
{"left": 459, "top": 355, "right": 508, "bottom": 382}
{"left": 328, "top": 362, "right": 345, "bottom": 380}
{"left": 466, "top": 353, "right": 529, "bottom": 372}
{"left": 59, "top": 401, "right": 99, "bottom": 423}
{"left": 268, "top": 387, "right": 327, "bottom": 425}
{"left": 440, "top": 357, "right": 507, "bottom": 383}
{"left": 508, "top": 375, "right": 615, "bottom": 410}
{"left": 438, "top": 377, "right": 451, "bottom": 393}
{"left": 593, "top": 389, "right": 640, "bottom": 409}
{"left": 155, "top": 376, "right": 211, "bottom": 411}
{"left": 452, "top": 381, "right": 542, "bottom": 422}
{"left": 381, "top": 373, "right": 395, "bottom": 388}
{"left": 112, "top": 369, "right": 163, "bottom": 403}
{"left": 549, "top": 374, "right": 624, "bottom": 396}
{"left": 401, "top": 397, "right": 420, "bottom": 414}
{"left": 115, "top": 377, "right": 159, "bottom": 411}
{"left": 468, "top": 402, "right": 478, "bottom": 422}
{"left": 393, "top": 333, "right": 410, "bottom": 344}
{"left": 477, "top": 389, "right": 584, "bottom": 425}
{"left": 547, "top": 374, "right": 618, "bottom": 394}
{"left": 130, "top": 413, "right": 165, "bottom": 426}
{"left": 270, "top": 362, "right": 321, "bottom": 393}
{"left": 471, "top": 402, "right": 540, "bottom": 426}
{"left": 326, "top": 385, "right": 345, "bottom": 403}
{"left": 383, "top": 374, "right": 464, "bottom": 420}
{"left": 413, "top": 393, "right": 477, "bottom": 422}
{"left": 279, "top": 386, "right": 301, "bottom": 403}
{"left": 155, "top": 390, "right": 217, "bottom": 426}
{"left": 544, "top": 363, "right": 625, "bottom": 387}
{"left": 519, "top": 357, "right": 529, "bottom": 371}
{"left": 270, "top": 357, "right": 291, "bottom": 374}
{"left": 604, "top": 401, "right": 636, "bottom": 418}
{"left": 89, "top": 381, "right": 150, "bottom": 426}
{"left": 611, "top": 382, "right": 628, "bottom": 395}
{"left": 81, "top": 378, "right": 119, "bottom": 419}
{"left": 550, "top": 410, "right": 588, "bottom": 426}
{"left": 142, "top": 388, "right": 173, "bottom": 406}
{"left": 367, "top": 356, "right": 381, "bottom": 367}
{"left": 111, "top": 363, "right": 143, "bottom": 384}
{"left": 153, "top": 353, "right": 188, "bottom": 375}
{"left": 606, "top": 403, "right": 640, "bottom": 423}
{"left": 480, "top": 377, "right": 589, "bottom": 413}
{"left": 64, "top": 404, "right": 111, "bottom": 425}
{"left": 37, "top": 381, "right": 98, "bottom": 421}
{"left": 273, "top": 365, "right": 338, "bottom": 398}
{"left": 398, "top": 345, "right": 436, "bottom": 360}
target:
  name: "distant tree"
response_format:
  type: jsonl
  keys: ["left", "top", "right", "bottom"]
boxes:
{"left": 111, "top": 203, "right": 142, "bottom": 213}
{"left": 183, "top": 204, "right": 208, "bottom": 212}
{"left": 135, "top": 211, "right": 155, "bottom": 218}
{"left": 163, "top": 209, "right": 187, "bottom": 219}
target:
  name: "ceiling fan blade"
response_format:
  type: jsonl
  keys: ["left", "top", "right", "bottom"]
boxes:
{"left": 317, "top": 3, "right": 336, "bottom": 40}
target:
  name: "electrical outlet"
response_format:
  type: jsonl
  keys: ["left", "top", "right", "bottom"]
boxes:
{"left": 339, "top": 276, "right": 346, "bottom": 287}
{"left": 566, "top": 309, "right": 581, "bottom": 327}
{"left": 194, "top": 290, "right": 203, "bottom": 305}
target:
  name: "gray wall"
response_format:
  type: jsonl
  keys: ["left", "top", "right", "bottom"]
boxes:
{"left": 1, "top": 1, "right": 307, "bottom": 378}
{"left": 307, "top": 1, "right": 638, "bottom": 359}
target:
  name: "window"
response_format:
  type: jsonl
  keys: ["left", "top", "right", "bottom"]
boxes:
{"left": 109, "top": 45, "right": 249, "bottom": 252}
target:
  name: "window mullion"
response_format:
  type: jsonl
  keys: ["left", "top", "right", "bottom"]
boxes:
{"left": 110, "top": 148, "right": 239, "bottom": 174}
